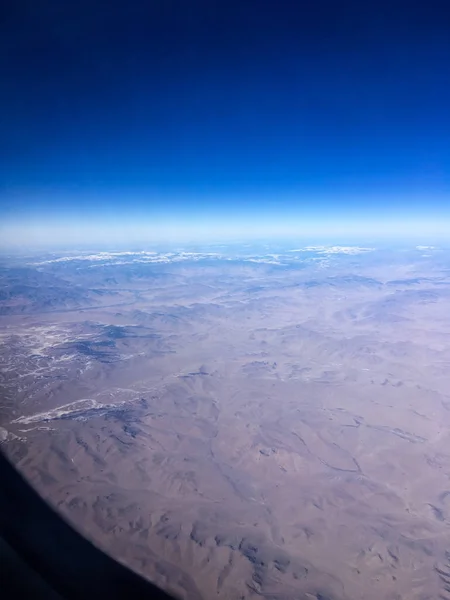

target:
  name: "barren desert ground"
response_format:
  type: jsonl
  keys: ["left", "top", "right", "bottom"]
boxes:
{"left": 2, "top": 243, "right": 450, "bottom": 600}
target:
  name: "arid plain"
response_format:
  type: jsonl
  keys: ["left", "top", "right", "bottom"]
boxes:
{"left": 1, "top": 244, "right": 450, "bottom": 600}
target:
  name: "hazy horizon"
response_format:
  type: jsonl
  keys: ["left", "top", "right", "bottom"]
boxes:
{"left": 1, "top": 209, "right": 449, "bottom": 250}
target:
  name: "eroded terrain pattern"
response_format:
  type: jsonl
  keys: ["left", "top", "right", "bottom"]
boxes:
{"left": 2, "top": 243, "right": 450, "bottom": 599}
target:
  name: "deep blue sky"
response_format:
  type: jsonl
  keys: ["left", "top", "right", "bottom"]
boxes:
{"left": 1, "top": 0, "right": 449, "bottom": 245}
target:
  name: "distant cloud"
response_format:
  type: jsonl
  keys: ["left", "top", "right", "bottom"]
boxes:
{"left": 289, "top": 246, "right": 374, "bottom": 255}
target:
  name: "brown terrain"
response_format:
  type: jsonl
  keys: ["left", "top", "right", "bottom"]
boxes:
{"left": 1, "top": 244, "right": 450, "bottom": 600}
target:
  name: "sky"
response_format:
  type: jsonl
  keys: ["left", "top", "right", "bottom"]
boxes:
{"left": 1, "top": 0, "right": 449, "bottom": 247}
